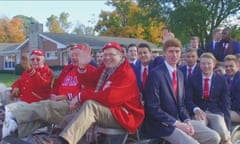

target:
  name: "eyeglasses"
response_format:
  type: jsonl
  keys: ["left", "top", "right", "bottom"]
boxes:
{"left": 31, "top": 58, "right": 41, "bottom": 62}
{"left": 103, "top": 53, "right": 119, "bottom": 57}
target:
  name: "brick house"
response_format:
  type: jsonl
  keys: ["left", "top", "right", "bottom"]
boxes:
{"left": 0, "top": 23, "right": 158, "bottom": 71}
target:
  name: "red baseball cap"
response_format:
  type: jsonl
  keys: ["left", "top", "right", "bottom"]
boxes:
{"left": 70, "top": 43, "right": 91, "bottom": 54}
{"left": 102, "top": 42, "right": 123, "bottom": 53}
{"left": 31, "top": 50, "right": 45, "bottom": 56}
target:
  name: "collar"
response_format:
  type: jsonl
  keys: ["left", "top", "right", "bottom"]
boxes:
{"left": 164, "top": 60, "right": 177, "bottom": 73}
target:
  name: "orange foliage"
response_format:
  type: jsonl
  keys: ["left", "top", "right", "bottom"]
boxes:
{"left": 95, "top": 0, "right": 166, "bottom": 45}
{"left": 0, "top": 17, "right": 25, "bottom": 43}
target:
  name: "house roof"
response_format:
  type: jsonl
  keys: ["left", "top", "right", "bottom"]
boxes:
{"left": 0, "top": 43, "right": 20, "bottom": 55}
{"left": 0, "top": 33, "right": 160, "bottom": 53}
{"left": 41, "top": 33, "right": 159, "bottom": 49}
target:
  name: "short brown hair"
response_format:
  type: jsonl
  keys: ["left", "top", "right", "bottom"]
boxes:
{"left": 163, "top": 38, "right": 182, "bottom": 51}
{"left": 185, "top": 48, "right": 198, "bottom": 54}
{"left": 224, "top": 54, "right": 239, "bottom": 64}
{"left": 191, "top": 36, "right": 200, "bottom": 42}
{"left": 200, "top": 52, "right": 217, "bottom": 62}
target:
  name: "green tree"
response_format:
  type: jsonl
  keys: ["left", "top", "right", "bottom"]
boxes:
{"left": 72, "top": 23, "right": 95, "bottom": 36}
{"left": 138, "top": 0, "right": 240, "bottom": 48}
{"left": 46, "top": 12, "right": 71, "bottom": 33}
{"left": 13, "top": 15, "right": 38, "bottom": 36}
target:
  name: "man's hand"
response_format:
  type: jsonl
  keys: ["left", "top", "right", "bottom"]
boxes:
{"left": 185, "top": 121, "right": 195, "bottom": 136}
{"left": 9, "top": 88, "right": 19, "bottom": 100}
{"left": 194, "top": 109, "right": 206, "bottom": 121}
{"left": 69, "top": 96, "right": 79, "bottom": 111}
{"left": 77, "top": 45, "right": 92, "bottom": 69}
{"left": 175, "top": 121, "right": 193, "bottom": 136}
{"left": 21, "top": 55, "right": 31, "bottom": 70}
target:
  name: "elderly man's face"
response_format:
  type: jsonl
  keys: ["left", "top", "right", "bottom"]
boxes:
{"left": 103, "top": 48, "right": 123, "bottom": 68}
{"left": 30, "top": 54, "right": 45, "bottom": 69}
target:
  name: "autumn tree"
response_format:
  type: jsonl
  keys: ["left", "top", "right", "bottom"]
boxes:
{"left": 13, "top": 15, "right": 38, "bottom": 36}
{"left": 0, "top": 17, "right": 25, "bottom": 43}
{"left": 46, "top": 12, "right": 71, "bottom": 33}
{"left": 95, "top": 0, "right": 165, "bottom": 44}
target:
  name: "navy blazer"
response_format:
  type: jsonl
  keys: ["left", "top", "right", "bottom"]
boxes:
{"left": 132, "top": 60, "right": 155, "bottom": 93}
{"left": 228, "top": 71, "right": 240, "bottom": 114}
{"left": 205, "top": 41, "right": 216, "bottom": 53}
{"left": 185, "top": 72, "right": 231, "bottom": 129}
{"left": 213, "top": 40, "right": 240, "bottom": 61}
{"left": 179, "top": 64, "right": 201, "bottom": 82}
{"left": 141, "top": 63, "right": 190, "bottom": 138}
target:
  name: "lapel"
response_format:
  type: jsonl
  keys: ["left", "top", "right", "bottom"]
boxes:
{"left": 209, "top": 74, "right": 216, "bottom": 97}
{"left": 231, "top": 71, "right": 240, "bottom": 90}
{"left": 162, "top": 64, "right": 178, "bottom": 104}
{"left": 197, "top": 73, "right": 204, "bottom": 98}
{"left": 177, "top": 70, "right": 183, "bottom": 102}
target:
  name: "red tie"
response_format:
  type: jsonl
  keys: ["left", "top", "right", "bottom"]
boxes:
{"left": 188, "top": 68, "right": 192, "bottom": 78}
{"left": 172, "top": 70, "right": 177, "bottom": 96}
{"left": 203, "top": 78, "right": 209, "bottom": 100}
{"left": 142, "top": 67, "right": 147, "bottom": 88}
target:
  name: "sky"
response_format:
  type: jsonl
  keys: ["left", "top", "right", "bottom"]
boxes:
{"left": 0, "top": 0, "right": 114, "bottom": 32}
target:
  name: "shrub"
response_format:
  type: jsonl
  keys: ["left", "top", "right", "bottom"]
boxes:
{"left": 15, "top": 64, "right": 24, "bottom": 75}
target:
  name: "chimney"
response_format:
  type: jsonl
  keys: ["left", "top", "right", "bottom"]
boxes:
{"left": 29, "top": 23, "right": 43, "bottom": 52}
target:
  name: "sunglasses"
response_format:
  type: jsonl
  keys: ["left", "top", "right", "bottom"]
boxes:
{"left": 31, "top": 58, "right": 41, "bottom": 62}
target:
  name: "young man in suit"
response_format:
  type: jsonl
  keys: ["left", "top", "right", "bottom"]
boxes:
{"left": 127, "top": 43, "right": 138, "bottom": 65}
{"left": 132, "top": 43, "right": 154, "bottom": 93}
{"left": 213, "top": 27, "right": 240, "bottom": 61}
{"left": 185, "top": 52, "right": 232, "bottom": 144}
{"left": 179, "top": 48, "right": 200, "bottom": 82}
{"left": 224, "top": 55, "right": 240, "bottom": 123}
{"left": 190, "top": 36, "right": 204, "bottom": 57}
{"left": 205, "top": 28, "right": 222, "bottom": 53}
{"left": 142, "top": 38, "right": 220, "bottom": 144}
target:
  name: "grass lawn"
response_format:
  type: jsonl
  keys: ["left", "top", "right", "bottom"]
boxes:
{"left": 0, "top": 73, "right": 19, "bottom": 87}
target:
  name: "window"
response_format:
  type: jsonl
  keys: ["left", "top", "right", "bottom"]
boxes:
{"left": 4, "top": 55, "right": 16, "bottom": 70}
{"left": 45, "top": 51, "right": 58, "bottom": 60}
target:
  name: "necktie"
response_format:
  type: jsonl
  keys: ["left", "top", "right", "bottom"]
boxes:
{"left": 203, "top": 78, "right": 209, "bottom": 100}
{"left": 223, "top": 43, "right": 228, "bottom": 54}
{"left": 227, "top": 77, "right": 232, "bottom": 89}
{"left": 172, "top": 70, "right": 177, "bottom": 96}
{"left": 188, "top": 68, "right": 192, "bottom": 78}
{"left": 142, "top": 67, "right": 147, "bottom": 88}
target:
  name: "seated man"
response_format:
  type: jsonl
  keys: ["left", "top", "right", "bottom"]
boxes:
{"left": 224, "top": 55, "right": 240, "bottom": 123}
{"left": 2, "top": 42, "right": 144, "bottom": 144}
{"left": 10, "top": 50, "right": 53, "bottom": 103}
{"left": 141, "top": 38, "right": 220, "bottom": 144}
{"left": 1, "top": 43, "right": 96, "bottom": 139}
{"left": 185, "top": 52, "right": 231, "bottom": 144}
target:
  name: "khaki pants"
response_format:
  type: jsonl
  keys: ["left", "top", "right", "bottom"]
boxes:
{"left": 197, "top": 111, "right": 231, "bottom": 142}
{"left": 162, "top": 120, "right": 220, "bottom": 144}
{"left": 6, "top": 100, "right": 70, "bottom": 137}
{"left": 60, "top": 100, "right": 122, "bottom": 144}
{"left": 230, "top": 110, "right": 240, "bottom": 123}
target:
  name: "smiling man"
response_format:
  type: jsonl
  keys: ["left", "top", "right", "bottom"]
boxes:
{"left": 185, "top": 53, "right": 231, "bottom": 144}
{"left": 224, "top": 55, "right": 240, "bottom": 123}
{"left": 142, "top": 38, "right": 220, "bottom": 144}
{"left": 2, "top": 42, "right": 144, "bottom": 144}
{"left": 10, "top": 50, "right": 53, "bottom": 103}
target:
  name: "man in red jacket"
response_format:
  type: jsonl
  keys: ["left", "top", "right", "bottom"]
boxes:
{"left": 1, "top": 43, "right": 96, "bottom": 139}
{"left": 10, "top": 50, "right": 53, "bottom": 103}
{"left": 2, "top": 42, "right": 144, "bottom": 144}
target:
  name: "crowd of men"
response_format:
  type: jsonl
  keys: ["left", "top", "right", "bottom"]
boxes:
{"left": 0, "top": 27, "right": 240, "bottom": 144}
